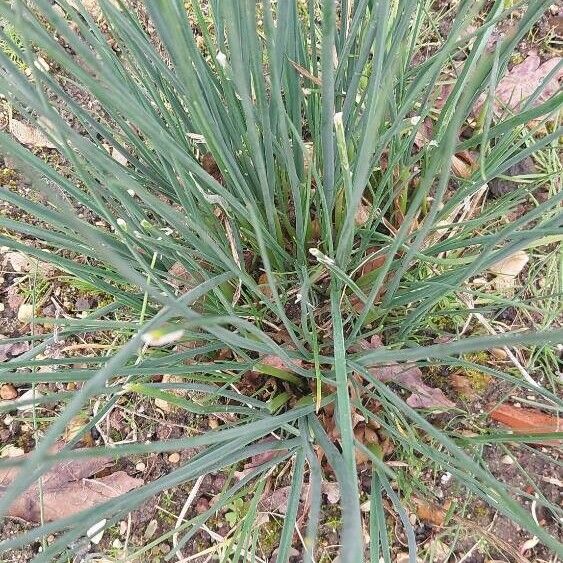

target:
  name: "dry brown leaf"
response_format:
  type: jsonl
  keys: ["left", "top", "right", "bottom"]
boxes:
{"left": 354, "top": 202, "right": 371, "bottom": 226}
{"left": 244, "top": 439, "right": 287, "bottom": 470}
{"left": 359, "top": 336, "right": 455, "bottom": 410}
{"left": 322, "top": 480, "right": 340, "bottom": 504}
{"left": 0, "top": 336, "right": 30, "bottom": 363}
{"left": 449, "top": 374, "right": 476, "bottom": 398}
{"left": 490, "top": 404, "right": 562, "bottom": 442}
{"left": 154, "top": 374, "right": 188, "bottom": 413}
{"left": 412, "top": 497, "right": 451, "bottom": 527}
{"left": 257, "top": 272, "right": 273, "bottom": 298}
{"left": 475, "top": 52, "right": 563, "bottom": 120}
{"left": 289, "top": 60, "right": 322, "bottom": 86}
{"left": 0, "top": 447, "right": 143, "bottom": 522}
{"left": 259, "top": 485, "right": 292, "bottom": 515}
{"left": 9, "top": 119, "right": 56, "bottom": 149}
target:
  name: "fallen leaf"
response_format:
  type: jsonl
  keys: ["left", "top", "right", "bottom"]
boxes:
{"left": 2, "top": 251, "right": 55, "bottom": 277}
{"left": 12, "top": 388, "right": 44, "bottom": 413}
{"left": 87, "top": 519, "right": 107, "bottom": 544}
{"left": 412, "top": 497, "right": 451, "bottom": 527}
{"left": 359, "top": 336, "right": 455, "bottom": 410}
{"left": 475, "top": 52, "right": 563, "bottom": 120}
{"left": 489, "top": 251, "right": 529, "bottom": 277}
{"left": 322, "top": 480, "right": 340, "bottom": 504}
{"left": 154, "top": 374, "right": 188, "bottom": 413}
{"left": 519, "top": 536, "right": 539, "bottom": 555}
{"left": 0, "top": 447, "right": 143, "bottom": 522}
{"left": 449, "top": 374, "right": 476, "bottom": 398}
{"left": 244, "top": 439, "right": 287, "bottom": 470}
{"left": 259, "top": 485, "right": 292, "bottom": 515}
{"left": 490, "top": 404, "right": 562, "bottom": 441}
{"left": 111, "top": 147, "right": 128, "bottom": 166}
{"left": 355, "top": 202, "right": 371, "bottom": 226}
{"left": 1, "top": 445, "right": 25, "bottom": 458}
{"left": 489, "top": 250, "right": 529, "bottom": 291}
{"left": 9, "top": 119, "right": 56, "bottom": 148}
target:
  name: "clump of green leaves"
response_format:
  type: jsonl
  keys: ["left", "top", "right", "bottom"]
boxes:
{"left": 0, "top": 0, "right": 561, "bottom": 561}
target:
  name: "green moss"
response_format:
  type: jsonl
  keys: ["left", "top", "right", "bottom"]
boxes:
{"left": 259, "top": 518, "right": 283, "bottom": 556}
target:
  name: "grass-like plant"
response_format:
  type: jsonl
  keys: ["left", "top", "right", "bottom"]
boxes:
{"left": 0, "top": 0, "right": 562, "bottom": 561}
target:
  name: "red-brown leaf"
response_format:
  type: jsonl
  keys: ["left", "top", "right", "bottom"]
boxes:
{"left": 490, "top": 404, "right": 562, "bottom": 436}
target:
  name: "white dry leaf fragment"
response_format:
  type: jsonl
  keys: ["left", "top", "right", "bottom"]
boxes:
{"left": 1, "top": 445, "right": 25, "bottom": 458}
{"left": 87, "top": 519, "right": 107, "bottom": 545}
{"left": 141, "top": 327, "right": 185, "bottom": 347}
{"left": 111, "top": 147, "right": 128, "bottom": 166}
{"left": 3, "top": 251, "right": 56, "bottom": 277}
{"left": 489, "top": 250, "right": 529, "bottom": 290}
{"left": 489, "top": 251, "right": 529, "bottom": 277}
{"left": 9, "top": 119, "right": 56, "bottom": 148}
{"left": 15, "top": 388, "right": 44, "bottom": 412}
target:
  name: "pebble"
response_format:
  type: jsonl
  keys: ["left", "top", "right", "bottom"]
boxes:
{"left": 0, "top": 384, "right": 18, "bottom": 400}
{"left": 144, "top": 519, "right": 158, "bottom": 540}
{"left": 17, "top": 303, "right": 35, "bottom": 323}
{"left": 119, "top": 521, "right": 128, "bottom": 536}
{"left": 501, "top": 454, "right": 514, "bottom": 465}
{"left": 112, "top": 538, "right": 122, "bottom": 549}
{"left": 1, "top": 445, "right": 24, "bottom": 458}
{"left": 168, "top": 452, "right": 180, "bottom": 464}
{"left": 491, "top": 348, "right": 508, "bottom": 360}
{"left": 135, "top": 462, "right": 146, "bottom": 472}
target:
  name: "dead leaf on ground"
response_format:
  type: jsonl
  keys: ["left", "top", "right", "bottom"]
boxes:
{"left": 412, "top": 497, "right": 451, "bottom": 527}
{"left": 488, "top": 250, "right": 529, "bottom": 291}
{"left": 154, "top": 374, "right": 188, "bottom": 413}
{"left": 449, "top": 373, "right": 477, "bottom": 398}
{"left": 244, "top": 439, "right": 288, "bottom": 470}
{"left": 0, "top": 335, "right": 30, "bottom": 362}
{"left": 258, "top": 485, "right": 292, "bottom": 515}
{"left": 490, "top": 404, "right": 562, "bottom": 444}
{"left": 474, "top": 52, "right": 563, "bottom": 121}
{"left": 322, "top": 480, "right": 340, "bottom": 504}
{"left": 2, "top": 251, "right": 56, "bottom": 277}
{"left": 0, "top": 446, "right": 143, "bottom": 522}
{"left": 358, "top": 336, "right": 455, "bottom": 410}
{"left": 9, "top": 119, "right": 56, "bottom": 149}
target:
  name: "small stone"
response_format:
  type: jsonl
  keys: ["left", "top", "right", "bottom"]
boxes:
{"left": 144, "top": 519, "right": 158, "bottom": 540}
{"left": 75, "top": 297, "right": 91, "bottom": 311}
{"left": 501, "top": 454, "right": 514, "bottom": 465}
{"left": 491, "top": 348, "right": 508, "bottom": 360}
{"left": 135, "top": 462, "right": 146, "bottom": 472}
{"left": 1, "top": 445, "right": 24, "bottom": 458}
{"left": 195, "top": 498, "right": 209, "bottom": 514}
{"left": 168, "top": 452, "right": 180, "bottom": 464}
{"left": 17, "top": 303, "right": 35, "bottom": 323}
{"left": 119, "top": 521, "right": 128, "bottom": 536}
{"left": 0, "top": 384, "right": 18, "bottom": 400}
{"left": 112, "top": 538, "right": 122, "bottom": 549}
